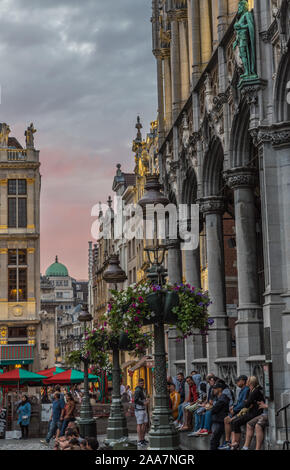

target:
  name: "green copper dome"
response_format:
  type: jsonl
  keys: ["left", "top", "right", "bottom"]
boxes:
{"left": 45, "top": 256, "right": 69, "bottom": 277}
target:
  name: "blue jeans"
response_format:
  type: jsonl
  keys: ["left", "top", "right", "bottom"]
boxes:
{"left": 177, "top": 402, "right": 189, "bottom": 423}
{"left": 60, "top": 418, "right": 75, "bottom": 437}
{"left": 204, "top": 410, "right": 212, "bottom": 431}
{"left": 46, "top": 419, "right": 61, "bottom": 442}
{"left": 194, "top": 410, "right": 205, "bottom": 431}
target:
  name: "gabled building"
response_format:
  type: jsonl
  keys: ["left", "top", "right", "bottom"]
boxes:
{"left": 0, "top": 123, "right": 40, "bottom": 371}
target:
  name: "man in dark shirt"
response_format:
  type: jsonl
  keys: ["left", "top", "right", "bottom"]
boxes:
{"left": 134, "top": 378, "right": 149, "bottom": 447}
{"left": 41, "top": 392, "right": 64, "bottom": 445}
{"left": 210, "top": 382, "right": 230, "bottom": 450}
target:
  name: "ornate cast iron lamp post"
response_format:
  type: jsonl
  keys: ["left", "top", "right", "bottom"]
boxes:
{"left": 103, "top": 254, "right": 129, "bottom": 445}
{"left": 138, "top": 174, "right": 180, "bottom": 450}
{"left": 77, "top": 305, "right": 97, "bottom": 438}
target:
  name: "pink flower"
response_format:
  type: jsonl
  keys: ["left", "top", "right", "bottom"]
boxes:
{"left": 138, "top": 297, "right": 144, "bottom": 303}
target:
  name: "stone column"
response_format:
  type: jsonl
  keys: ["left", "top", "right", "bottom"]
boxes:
{"left": 178, "top": 13, "right": 190, "bottom": 106}
{"left": 0, "top": 179, "right": 8, "bottom": 231}
{"left": 199, "top": 196, "right": 231, "bottom": 374}
{"left": 0, "top": 248, "right": 8, "bottom": 304}
{"left": 184, "top": 245, "right": 202, "bottom": 369}
{"left": 184, "top": 248, "right": 201, "bottom": 287}
{"left": 162, "top": 48, "right": 172, "bottom": 131}
{"left": 167, "top": 240, "right": 183, "bottom": 375}
{"left": 199, "top": 0, "right": 212, "bottom": 67}
{"left": 217, "top": 0, "right": 228, "bottom": 41}
{"left": 187, "top": 0, "right": 193, "bottom": 82}
{"left": 27, "top": 177, "right": 35, "bottom": 231}
{"left": 167, "top": 240, "right": 182, "bottom": 285}
{"left": 226, "top": 168, "right": 263, "bottom": 375}
{"left": 27, "top": 247, "right": 35, "bottom": 305}
{"left": 191, "top": 0, "right": 201, "bottom": 84}
{"left": 169, "top": 12, "right": 181, "bottom": 122}
{"left": 155, "top": 51, "right": 165, "bottom": 143}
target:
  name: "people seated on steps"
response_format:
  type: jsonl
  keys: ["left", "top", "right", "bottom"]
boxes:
{"left": 187, "top": 375, "right": 234, "bottom": 437}
{"left": 219, "top": 376, "right": 266, "bottom": 450}
{"left": 177, "top": 376, "right": 199, "bottom": 431}
{"left": 240, "top": 402, "right": 269, "bottom": 450}
{"left": 219, "top": 375, "right": 249, "bottom": 449}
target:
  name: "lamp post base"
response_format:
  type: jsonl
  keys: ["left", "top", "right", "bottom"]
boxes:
{"left": 103, "top": 399, "right": 129, "bottom": 445}
{"left": 148, "top": 320, "right": 180, "bottom": 450}
{"left": 148, "top": 406, "right": 180, "bottom": 450}
{"left": 77, "top": 417, "right": 97, "bottom": 439}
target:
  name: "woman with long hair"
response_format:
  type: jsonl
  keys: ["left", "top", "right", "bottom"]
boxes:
{"left": 60, "top": 392, "right": 76, "bottom": 436}
{"left": 17, "top": 394, "right": 31, "bottom": 439}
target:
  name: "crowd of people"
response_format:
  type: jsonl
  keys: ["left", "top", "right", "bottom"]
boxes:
{"left": 15, "top": 371, "right": 268, "bottom": 450}
{"left": 52, "top": 422, "right": 99, "bottom": 451}
{"left": 166, "top": 371, "right": 269, "bottom": 450}
{"left": 41, "top": 384, "right": 85, "bottom": 404}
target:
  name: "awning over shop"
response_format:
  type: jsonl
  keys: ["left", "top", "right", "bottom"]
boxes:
{"left": 129, "top": 356, "right": 154, "bottom": 373}
{"left": 0, "top": 345, "right": 34, "bottom": 365}
{"left": 121, "top": 359, "right": 137, "bottom": 369}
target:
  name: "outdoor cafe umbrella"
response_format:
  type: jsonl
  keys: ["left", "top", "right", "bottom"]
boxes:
{"left": 0, "top": 368, "right": 47, "bottom": 386}
{"left": 37, "top": 367, "right": 65, "bottom": 377}
{"left": 43, "top": 368, "right": 99, "bottom": 385}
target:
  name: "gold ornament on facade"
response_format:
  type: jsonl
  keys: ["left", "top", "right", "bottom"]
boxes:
{"left": 12, "top": 305, "right": 23, "bottom": 317}
{"left": 0, "top": 327, "right": 7, "bottom": 337}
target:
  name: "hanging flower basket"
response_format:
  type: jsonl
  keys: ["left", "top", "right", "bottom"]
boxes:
{"left": 106, "top": 281, "right": 212, "bottom": 341}
{"left": 146, "top": 291, "right": 164, "bottom": 316}
{"left": 163, "top": 291, "right": 179, "bottom": 323}
{"left": 119, "top": 332, "right": 135, "bottom": 351}
{"left": 145, "top": 290, "right": 179, "bottom": 324}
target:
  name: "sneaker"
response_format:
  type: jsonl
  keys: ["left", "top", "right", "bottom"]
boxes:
{"left": 198, "top": 429, "right": 209, "bottom": 436}
{"left": 40, "top": 440, "right": 49, "bottom": 445}
{"left": 187, "top": 430, "right": 201, "bottom": 437}
{"left": 218, "top": 442, "right": 231, "bottom": 450}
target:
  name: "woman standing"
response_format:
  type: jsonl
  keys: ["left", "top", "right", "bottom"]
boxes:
{"left": 60, "top": 393, "right": 76, "bottom": 436}
{"left": 17, "top": 394, "right": 31, "bottom": 439}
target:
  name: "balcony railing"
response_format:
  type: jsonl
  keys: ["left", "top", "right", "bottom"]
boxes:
{"left": 6, "top": 149, "right": 27, "bottom": 161}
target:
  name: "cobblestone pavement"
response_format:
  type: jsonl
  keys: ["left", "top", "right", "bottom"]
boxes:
{"left": 0, "top": 434, "right": 141, "bottom": 451}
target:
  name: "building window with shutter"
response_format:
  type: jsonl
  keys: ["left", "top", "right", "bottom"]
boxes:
{"left": 8, "top": 249, "right": 27, "bottom": 301}
{"left": 8, "top": 179, "right": 27, "bottom": 228}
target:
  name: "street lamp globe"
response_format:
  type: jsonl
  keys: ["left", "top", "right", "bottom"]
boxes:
{"left": 103, "top": 254, "right": 127, "bottom": 285}
{"left": 138, "top": 174, "right": 170, "bottom": 284}
{"left": 77, "top": 304, "right": 92, "bottom": 324}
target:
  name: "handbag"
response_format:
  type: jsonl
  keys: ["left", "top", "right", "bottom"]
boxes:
{"left": 236, "top": 407, "right": 248, "bottom": 417}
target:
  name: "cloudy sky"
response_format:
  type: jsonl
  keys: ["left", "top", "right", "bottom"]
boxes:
{"left": 0, "top": 0, "right": 156, "bottom": 279}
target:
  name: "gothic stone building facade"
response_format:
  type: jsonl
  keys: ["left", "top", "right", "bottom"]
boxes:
{"left": 151, "top": 0, "right": 290, "bottom": 445}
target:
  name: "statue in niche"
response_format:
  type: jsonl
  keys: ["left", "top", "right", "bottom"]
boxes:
{"left": 0, "top": 123, "right": 11, "bottom": 147}
{"left": 25, "top": 123, "right": 37, "bottom": 149}
{"left": 233, "top": 0, "right": 257, "bottom": 80}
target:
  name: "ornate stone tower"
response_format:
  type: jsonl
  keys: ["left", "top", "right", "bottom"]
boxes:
{"left": 0, "top": 123, "right": 41, "bottom": 371}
